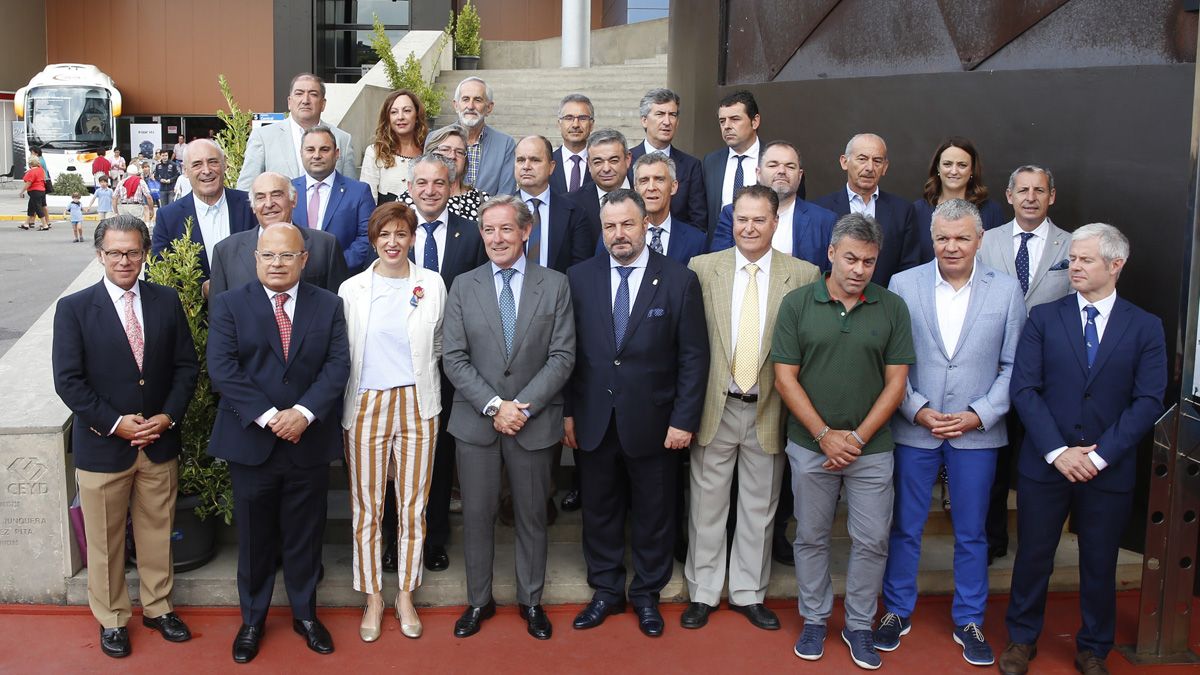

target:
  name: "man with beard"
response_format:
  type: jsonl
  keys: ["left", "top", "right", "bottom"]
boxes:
{"left": 439, "top": 76, "right": 516, "bottom": 196}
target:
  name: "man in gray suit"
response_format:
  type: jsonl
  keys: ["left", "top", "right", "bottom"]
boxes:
{"left": 209, "top": 172, "right": 349, "bottom": 296}
{"left": 442, "top": 194, "right": 575, "bottom": 640}
{"left": 444, "top": 76, "right": 516, "bottom": 196}
{"left": 235, "top": 73, "right": 357, "bottom": 190}
{"left": 978, "top": 164, "right": 1072, "bottom": 563}
{"left": 876, "top": 199, "right": 1026, "bottom": 667}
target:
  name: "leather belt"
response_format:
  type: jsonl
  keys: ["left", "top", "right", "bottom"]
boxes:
{"left": 726, "top": 391, "right": 758, "bottom": 403}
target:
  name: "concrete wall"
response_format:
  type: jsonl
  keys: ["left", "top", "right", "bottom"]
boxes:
{"left": 480, "top": 17, "right": 667, "bottom": 68}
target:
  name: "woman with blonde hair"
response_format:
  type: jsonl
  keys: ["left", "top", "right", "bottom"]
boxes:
{"left": 362, "top": 89, "right": 428, "bottom": 205}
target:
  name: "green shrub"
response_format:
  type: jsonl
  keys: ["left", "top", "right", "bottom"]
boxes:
{"left": 51, "top": 171, "right": 87, "bottom": 196}
{"left": 215, "top": 75, "right": 253, "bottom": 189}
{"left": 454, "top": 2, "right": 482, "bottom": 57}
{"left": 370, "top": 15, "right": 447, "bottom": 118}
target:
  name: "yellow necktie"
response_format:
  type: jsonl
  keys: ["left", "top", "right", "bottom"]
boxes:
{"left": 732, "top": 263, "right": 760, "bottom": 392}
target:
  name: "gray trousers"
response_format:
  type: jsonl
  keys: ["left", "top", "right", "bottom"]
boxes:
{"left": 685, "top": 397, "right": 784, "bottom": 605}
{"left": 786, "top": 441, "right": 893, "bottom": 631}
{"left": 457, "top": 435, "right": 556, "bottom": 607}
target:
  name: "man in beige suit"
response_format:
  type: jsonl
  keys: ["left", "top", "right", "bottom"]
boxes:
{"left": 682, "top": 184, "right": 820, "bottom": 630}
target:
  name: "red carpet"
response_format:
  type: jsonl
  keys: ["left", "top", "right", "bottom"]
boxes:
{"left": 2, "top": 592, "right": 1196, "bottom": 673}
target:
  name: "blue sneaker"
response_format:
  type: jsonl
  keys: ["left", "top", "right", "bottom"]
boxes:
{"left": 873, "top": 612, "right": 911, "bottom": 651}
{"left": 793, "top": 623, "right": 827, "bottom": 661}
{"left": 842, "top": 627, "right": 882, "bottom": 670}
{"left": 952, "top": 622, "right": 995, "bottom": 666}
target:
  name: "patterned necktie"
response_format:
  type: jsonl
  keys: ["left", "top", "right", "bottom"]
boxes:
{"left": 274, "top": 292, "right": 292, "bottom": 360}
{"left": 499, "top": 268, "right": 517, "bottom": 357}
{"left": 526, "top": 198, "right": 542, "bottom": 265}
{"left": 569, "top": 156, "right": 582, "bottom": 192}
{"left": 732, "top": 154, "right": 747, "bottom": 194}
{"left": 1015, "top": 231, "right": 1034, "bottom": 294}
{"left": 613, "top": 266, "right": 634, "bottom": 351}
{"left": 649, "top": 227, "right": 664, "bottom": 255}
{"left": 732, "top": 263, "right": 760, "bottom": 392}
{"left": 123, "top": 290, "right": 144, "bottom": 372}
{"left": 1084, "top": 305, "right": 1100, "bottom": 368}
{"left": 421, "top": 221, "right": 441, "bottom": 272}
{"left": 306, "top": 181, "right": 322, "bottom": 229}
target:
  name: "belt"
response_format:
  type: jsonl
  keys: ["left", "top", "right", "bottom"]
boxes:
{"left": 726, "top": 391, "right": 758, "bottom": 403}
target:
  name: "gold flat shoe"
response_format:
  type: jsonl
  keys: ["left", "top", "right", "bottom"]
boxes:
{"left": 396, "top": 606, "right": 423, "bottom": 639}
{"left": 360, "top": 605, "right": 383, "bottom": 642}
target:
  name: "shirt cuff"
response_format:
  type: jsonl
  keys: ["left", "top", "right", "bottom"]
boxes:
{"left": 1044, "top": 446, "right": 1068, "bottom": 464}
{"left": 483, "top": 395, "right": 502, "bottom": 415}
{"left": 109, "top": 416, "right": 122, "bottom": 436}
{"left": 255, "top": 407, "right": 279, "bottom": 428}
{"left": 293, "top": 405, "right": 315, "bottom": 424}
{"left": 1087, "top": 451, "right": 1108, "bottom": 471}
{"left": 515, "top": 398, "right": 531, "bottom": 418}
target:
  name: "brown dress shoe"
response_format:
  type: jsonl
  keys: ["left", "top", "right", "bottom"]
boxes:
{"left": 998, "top": 642, "right": 1037, "bottom": 675}
{"left": 1073, "top": 650, "right": 1109, "bottom": 675}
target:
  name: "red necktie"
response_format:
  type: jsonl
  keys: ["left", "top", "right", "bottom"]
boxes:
{"left": 274, "top": 292, "right": 292, "bottom": 360}
{"left": 123, "top": 290, "right": 144, "bottom": 372}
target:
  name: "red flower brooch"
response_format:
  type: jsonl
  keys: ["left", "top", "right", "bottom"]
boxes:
{"left": 410, "top": 286, "right": 424, "bottom": 308}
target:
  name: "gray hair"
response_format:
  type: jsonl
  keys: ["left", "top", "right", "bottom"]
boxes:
{"left": 638, "top": 88, "right": 680, "bottom": 118}
{"left": 601, "top": 188, "right": 646, "bottom": 219}
{"left": 300, "top": 125, "right": 337, "bottom": 146}
{"left": 1072, "top": 222, "right": 1130, "bottom": 263}
{"left": 1007, "top": 164, "right": 1056, "bottom": 192}
{"left": 843, "top": 133, "right": 887, "bottom": 158}
{"left": 931, "top": 198, "right": 983, "bottom": 234}
{"left": 830, "top": 213, "right": 884, "bottom": 249}
{"left": 558, "top": 93, "right": 594, "bottom": 118}
{"left": 587, "top": 128, "right": 628, "bottom": 153}
{"left": 251, "top": 171, "right": 298, "bottom": 204}
{"left": 633, "top": 152, "right": 676, "bottom": 182}
{"left": 186, "top": 138, "right": 226, "bottom": 162}
{"left": 409, "top": 152, "right": 457, "bottom": 184}
{"left": 93, "top": 214, "right": 151, "bottom": 251}
{"left": 478, "top": 194, "right": 533, "bottom": 230}
{"left": 453, "top": 76, "right": 494, "bottom": 103}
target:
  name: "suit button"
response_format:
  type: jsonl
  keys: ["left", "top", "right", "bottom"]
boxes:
{"left": 614, "top": 359, "right": 621, "bottom": 366}
{"left": 1084, "top": 393, "right": 1092, "bottom": 399}
{"left": 283, "top": 378, "right": 290, "bottom": 385}
{"left": 948, "top": 365, "right": 956, "bottom": 370}
{"left": 138, "top": 379, "right": 144, "bottom": 386}
{"left": 504, "top": 370, "right": 511, "bottom": 376}
{"left": 1074, "top": 424, "right": 1082, "bottom": 430}
{"left": 607, "top": 389, "right": 613, "bottom": 395}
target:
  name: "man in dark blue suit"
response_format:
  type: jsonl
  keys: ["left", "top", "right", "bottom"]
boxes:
{"left": 593, "top": 153, "right": 706, "bottom": 266}
{"left": 631, "top": 88, "right": 706, "bottom": 230}
{"left": 53, "top": 215, "right": 199, "bottom": 659}
{"left": 569, "top": 129, "right": 634, "bottom": 254}
{"left": 515, "top": 134, "right": 593, "bottom": 272}
{"left": 1001, "top": 224, "right": 1166, "bottom": 675}
{"left": 813, "top": 133, "right": 920, "bottom": 286}
{"left": 550, "top": 93, "right": 595, "bottom": 195}
{"left": 702, "top": 90, "right": 761, "bottom": 237}
{"left": 565, "top": 189, "right": 708, "bottom": 638}
{"left": 711, "top": 141, "right": 836, "bottom": 272}
{"left": 151, "top": 139, "right": 255, "bottom": 289}
{"left": 288, "top": 126, "right": 374, "bottom": 274}
{"left": 206, "top": 223, "right": 351, "bottom": 663}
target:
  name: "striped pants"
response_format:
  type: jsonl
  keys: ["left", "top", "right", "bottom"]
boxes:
{"left": 345, "top": 386, "right": 438, "bottom": 593}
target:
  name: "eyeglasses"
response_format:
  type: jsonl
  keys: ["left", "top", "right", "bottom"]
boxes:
{"left": 559, "top": 115, "right": 594, "bottom": 124}
{"left": 434, "top": 146, "right": 467, "bottom": 158}
{"left": 101, "top": 249, "right": 145, "bottom": 263}
{"left": 255, "top": 251, "right": 303, "bottom": 264}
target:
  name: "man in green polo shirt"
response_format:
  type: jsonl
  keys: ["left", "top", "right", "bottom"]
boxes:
{"left": 772, "top": 212, "right": 914, "bottom": 670}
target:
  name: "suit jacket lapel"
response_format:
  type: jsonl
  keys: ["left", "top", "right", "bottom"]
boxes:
{"left": 285, "top": 284, "right": 314, "bottom": 367}
{"left": 593, "top": 257, "right": 618, "bottom": 355}
{"left": 1058, "top": 298, "right": 1089, "bottom": 375}
{"left": 1086, "top": 298, "right": 1132, "bottom": 386}
{"left": 279, "top": 125, "right": 299, "bottom": 176}
{"left": 995, "top": 222, "right": 1019, "bottom": 279}
{"left": 547, "top": 199, "right": 567, "bottom": 269}
{"left": 619, "top": 253, "right": 663, "bottom": 355}
{"left": 1029, "top": 221, "right": 1067, "bottom": 294}
{"left": 322, "top": 174, "right": 346, "bottom": 230}
{"left": 235, "top": 232, "right": 258, "bottom": 286}
{"left": 918, "top": 265, "right": 950, "bottom": 361}
{"left": 137, "top": 281, "right": 161, "bottom": 367}
{"left": 471, "top": 266, "right": 508, "bottom": 359}
{"left": 952, "top": 269, "right": 991, "bottom": 357}
{"left": 509, "top": 265, "right": 544, "bottom": 365}
{"left": 249, "top": 284, "right": 287, "bottom": 365}
{"left": 760, "top": 255, "right": 788, "bottom": 369}
{"left": 712, "top": 253, "right": 735, "bottom": 363}
{"left": 91, "top": 282, "right": 140, "bottom": 377}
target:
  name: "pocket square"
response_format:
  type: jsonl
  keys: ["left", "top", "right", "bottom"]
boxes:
{"left": 1049, "top": 259, "right": 1069, "bottom": 271}
{"left": 647, "top": 308, "right": 666, "bottom": 318}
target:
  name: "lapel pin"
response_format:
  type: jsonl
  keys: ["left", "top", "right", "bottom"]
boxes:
{"left": 454, "top": 232, "right": 461, "bottom": 238}
{"left": 652, "top": 278, "right": 659, "bottom": 286}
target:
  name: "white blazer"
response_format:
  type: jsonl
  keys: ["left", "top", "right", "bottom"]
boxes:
{"left": 338, "top": 260, "right": 446, "bottom": 426}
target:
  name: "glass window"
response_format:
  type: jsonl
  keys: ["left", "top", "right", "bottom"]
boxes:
{"left": 356, "top": 0, "right": 410, "bottom": 26}
{"left": 27, "top": 87, "right": 113, "bottom": 150}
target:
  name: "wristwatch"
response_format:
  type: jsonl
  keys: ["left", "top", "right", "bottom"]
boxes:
{"left": 163, "top": 413, "right": 176, "bottom": 430}
{"left": 484, "top": 401, "right": 501, "bottom": 417}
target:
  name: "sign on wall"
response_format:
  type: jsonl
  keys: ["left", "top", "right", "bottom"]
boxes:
{"left": 129, "top": 123, "right": 161, "bottom": 160}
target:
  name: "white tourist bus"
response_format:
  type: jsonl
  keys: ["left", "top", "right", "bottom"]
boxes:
{"left": 14, "top": 64, "right": 122, "bottom": 186}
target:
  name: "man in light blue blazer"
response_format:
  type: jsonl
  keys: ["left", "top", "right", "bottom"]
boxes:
{"left": 288, "top": 127, "right": 375, "bottom": 274}
{"left": 442, "top": 76, "right": 516, "bottom": 196}
{"left": 877, "top": 199, "right": 1026, "bottom": 667}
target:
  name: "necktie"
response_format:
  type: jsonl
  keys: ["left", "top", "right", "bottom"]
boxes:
{"left": 569, "top": 156, "right": 582, "bottom": 192}
{"left": 421, "top": 221, "right": 441, "bottom": 272}
{"left": 613, "top": 266, "right": 634, "bottom": 351}
{"left": 526, "top": 198, "right": 542, "bottom": 265}
{"left": 274, "top": 292, "right": 292, "bottom": 360}
{"left": 1084, "top": 305, "right": 1100, "bottom": 368}
{"left": 1015, "top": 231, "right": 1034, "bottom": 295}
{"left": 732, "top": 263, "right": 760, "bottom": 392}
{"left": 732, "top": 154, "right": 747, "bottom": 194}
{"left": 306, "top": 181, "right": 322, "bottom": 229}
{"left": 649, "top": 226, "right": 664, "bottom": 255}
{"left": 123, "top": 290, "right": 144, "bottom": 372}
{"left": 499, "top": 268, "right": 517, "bottom": 357}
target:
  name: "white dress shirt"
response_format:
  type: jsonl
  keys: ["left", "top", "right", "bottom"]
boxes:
{"left": 414, "top": 208, "right": 451, "bottom": 270}
{"left": 193, "top": 191, "right": 230, "bottom": 265}
{"left": 358, "top": 272, "right": 415, "bottom": 391}
{"left": 609, "top": 245, "right": 650, "bottom": 314}
{"left": 773, "top": 200, "right": 796, "bottom": 254}
{"left": 288, "top": 117, "right": 307, "bottom": 175}
{"left": 304, "top": 173, "right": 334, "bottom": 229}
{"left": 648, "top": 214, "right": 673, "bottom": 255}
{"left": 519, "top": 188, "right": 551, "bottom": 268}
{"left": 596, "top": 178, "right": 631, "bottom": 204}
{"left": 847, "top": 184, "right": 880, "bottom": 218}
{"left": 721, "top": 138, "right": 760, "bottom": 207}
{"left": 933, "top": 263, "right": 976, "bottom": 358}
{"left": 103, "top": 277, "right": 144, "bottom": 435}
{"left": 254, "top": 282, "right": 314, "bottom": 426}
{"left": 643, "top": 140, "right": 671, "bottom": 157}
{"left": 729, "top": 248, "right": 771, "bottom": 395}
{"left": 1010, "top": 219, "right": 1050, "bottom": 274}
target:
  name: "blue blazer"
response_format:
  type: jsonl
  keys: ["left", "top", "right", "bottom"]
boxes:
{"left": 420, "top": 212, "right": 489, "bottom": 290}
{"left": 290, "top": 172, "right": 376, "bottom": 274}
{"left": 1010, "top": 293, "right": 1167, "bottom": 492}
{"left": 151, "top": 187, "right": 256, "bottom": 279}
{"left": 813, "top": 188, "right": 921, "bottom": 287}
{"left": 593, "top": 218, "right": 707, "bottom": 267}
{"left": 517, "top": 190, "right": 593, "bottom": 273}
{"left": 565, "top": 250, "right": 709, "bottom": 456}
{"left": 888, "top": 262, "right": 1026, "bottom": 449}
{"left": 206, "top": 281, "right": 351, "bottom": 468}
{"left": 911, "top": 198, "right": 1005, "bottom": 264}
{"left": 550, "top": 146, "right": 594, "bottom": 195}
{"left": 631, "top": 144, "right": 707, "bottom": 232}
{"left": 710, "top": 199, "right": 837, "bottom": 272}
{"left": 569, "top": 186, "right": 604, "bottom": 256}
{"left": 52, "top": 280, "right": 199, "bottom": 472}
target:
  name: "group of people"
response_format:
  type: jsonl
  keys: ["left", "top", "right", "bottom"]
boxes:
{"left": 49, "top": 71, "right": 1165, "bottom": 675}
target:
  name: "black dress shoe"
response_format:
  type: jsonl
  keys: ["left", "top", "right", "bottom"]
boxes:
{"left": 572, "top": 598, "right": 626, "bottom": 629}
{"left": 988, "top": 544, "right": 1008, "bottom": 567}
{"left": 730, "top": 602, "right": 781, "bottom": 630}
{"left": 772, "top": 530, "right": 795, "bottom": 566}
{"left": 424, "top": 544, "right": 449, "bottom": 571}
{"left": 519, "top": 603, "right": 553, "bottom": 640}
{"left": 100, "top": 626, "right": 131, "bottom": 658}
{"left": 293, "top": 618, "right": 334, "bottom": 654}
{"left": 142, "top": 612, "right": 192, "bottom": 642}
{"left": 680, "top": 602, "right": 715, "bottom": 629}
{"left": 453, "top": 600, "right": 496, "bottom": 638}
{"left": 635, "top": 605, "right": 664, "bottom": 637}
{"left": 560, "top": 488, "right": 581, "bottom": 512}
{"left": 232, "top": 624, "right": 263, "bottom": 664}
{"left": 381, "top": 538, "right": 398, "bottom": 573}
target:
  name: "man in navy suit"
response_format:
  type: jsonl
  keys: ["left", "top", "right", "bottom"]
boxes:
{"left": 1000, "top": 223, "right": 1166, "bottom": 675}
{"left": 289, "top": 126, "right": 375, "bottom": 274}
{"left": 631, "top": 88, "right": 706, "bottom": 230}
{"left": 702, "top": 90, "right": 761, "bottom": 237}
{"left": 565, "top": 189, "right": 708, "bottom": 638}
{"left": 207, "top": 223, "right": 350, "bottom": 663}
{"left": 53, "top": 215, "right": 199, "bottom": 659}
{"left": 813, "top": 133, "right": 920, "bottom": 286}
{"left": 550, "top": 93, "right": 595, "bottom": 195}
{"left": 594, "top": 153, "right": 706, "bottom": 266}
{"left": 515, "top": 135, "right": 593, "bottom": 272}
{"left": 570, "top": 129, "right": 634, "bottom": 252}
{"left": 151, "top": 139, "right": 255, "bottom": 290}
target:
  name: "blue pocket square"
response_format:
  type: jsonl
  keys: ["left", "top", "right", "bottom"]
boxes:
{"left": 1049, "top": 259, "right": 1069, "bottom": 271}
{"left": 647, "top": 308, "right": 666, "bottom": 318}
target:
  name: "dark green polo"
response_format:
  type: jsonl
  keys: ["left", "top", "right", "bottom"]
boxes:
{"left": 770, "top": 276, "right": 915, "bottom": 455}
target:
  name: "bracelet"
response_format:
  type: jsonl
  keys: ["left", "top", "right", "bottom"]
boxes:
{"left": 849, "top": 430, "right": 865, "bottom": 447}
{"left": 813, "top": 426, "right": 831, "bottom": 443}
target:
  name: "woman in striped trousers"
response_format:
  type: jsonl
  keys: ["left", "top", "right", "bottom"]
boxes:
{"left": 339, "top": 202, "right": 447, "bottom": 642}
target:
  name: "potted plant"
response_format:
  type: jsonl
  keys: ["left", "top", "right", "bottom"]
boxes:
{"left": 453, "top": 1, "right": 482, "bottom": 70}
{"left": 370, "top": 15, "right": 446, "bottom": 118}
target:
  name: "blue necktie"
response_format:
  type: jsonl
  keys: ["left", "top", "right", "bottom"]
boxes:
{"left": 421, "top": 221, "right": 441, "bottom": 273}
{"left": 732, "top": 155, "right": 747, "bottom": 194}
{"left": 1015, "top": 231, "right": 1034, "bottom": 295}
{"left": 500, "top": 268, "right": 517, "bottom": 357}
{"left": 649, "top": 226, "right": 664, "bottom": 255}
{"left": 613, "top": 266, "right": 634, "bottom": 351}
{"left": 1084, "top": 305, "right": 1100, "bottom": 368}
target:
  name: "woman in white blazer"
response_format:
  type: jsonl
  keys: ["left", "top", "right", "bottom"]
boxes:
{"left": 339, "top": 201, "right": 446, "bottom": 642}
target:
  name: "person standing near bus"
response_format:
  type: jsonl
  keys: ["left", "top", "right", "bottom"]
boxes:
{"left": 19, "top": 157, "right": 50, "bottom": 231}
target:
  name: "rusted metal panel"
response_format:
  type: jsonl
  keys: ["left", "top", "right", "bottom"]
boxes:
{"left": 937, "top": 0, "right": 1070, "bottom": 70}
{"left": 724, "top": 0, "right": 840, "bottom": 84}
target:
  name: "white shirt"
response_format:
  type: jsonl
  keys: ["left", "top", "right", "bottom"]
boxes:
{"left": 773, "top": 200, "right": 796, "bottom": 254}
{"left": 609, "top": 245, "right": 650, "bottom": 314}
{"left": 721, "top": 138, "right": 760, "bottom": 207}
{"left": 595, "top": 178, "right": 631, "bottom": 204}
{"left": 103, "top": 276, "right": 144, "bottom": 435}
{"left": 414, "top": 208, "right": 451, "bottom": 270}
{"left": 192, "top": 191, "right": 230, "bottom": 265}
{"left": 304, "top": 173, "right": 333, "bottom": 229}
{"left": 933, "top": 263, "right": 976, "bottom": 358}
{"left": 642, "top": 140, "right": 671, "bottom": 157}
{"left": 519, "top": 188, "right": 551, "bottom": 268}
{"left": 1010, "top": 218, "right": 1050, "bottom": 275}
{"left": 358, "top": 272, "right": 415, "bottom": 391}
{"left": 491, "top": 255, "right": 527, "bottom": 316}
{"left": 729, "top": 248, "right": 771, "bottom": 395}
{"left": 847, "top": 184, "right": 880, "bottom": 218}
{"left": 1044, "top": 290, "right": 1119, "bottom": 472}
{"left": 647, "top": 214, "right": 672, "bottom": 255}
{"left": 253, "top": 282, "right": 314, "bottom": 427}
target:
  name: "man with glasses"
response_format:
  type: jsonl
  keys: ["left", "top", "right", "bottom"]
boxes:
{"left": 631, "top": 88, "right": 707, "bottom": 231}
{"left": 551, "top": 93, "right": 595, "bottom": 195}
